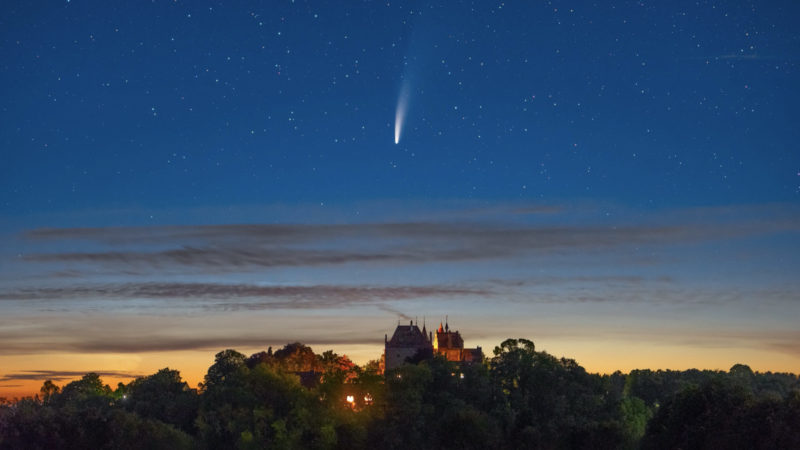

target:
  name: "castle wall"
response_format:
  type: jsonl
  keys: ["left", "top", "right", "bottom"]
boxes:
{"left": 435, "top": 348, "right": 462, "bottom": 362}
{"left": 384, "top": 347, "right": 421, "bottom": 371}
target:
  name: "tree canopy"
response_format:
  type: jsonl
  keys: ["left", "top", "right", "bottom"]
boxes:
{"left": 1, "top": 341, "right": 798, "bottom": 449}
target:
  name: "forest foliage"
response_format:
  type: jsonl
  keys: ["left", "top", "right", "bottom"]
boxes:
{"left": 1, "top": 338, "right": 798, "bottom": 449}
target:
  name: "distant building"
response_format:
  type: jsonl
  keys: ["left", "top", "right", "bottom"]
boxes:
{"left": 383, "top": 320, "right": 432, "bottom": 371}
{"left": 382, "top": 318, "right": 483, "bottom": 372}
{"left": 433, "top": 321, "right": 483, "bottom": 364}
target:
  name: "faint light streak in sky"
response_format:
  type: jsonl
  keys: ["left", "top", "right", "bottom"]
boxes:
{"left": 394, "top": 80, "right": 411, "bottom": 144}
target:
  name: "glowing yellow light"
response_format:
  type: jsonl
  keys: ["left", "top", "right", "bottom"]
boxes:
{"left": 346, "top": 395, "right": 354, "bottom": 403}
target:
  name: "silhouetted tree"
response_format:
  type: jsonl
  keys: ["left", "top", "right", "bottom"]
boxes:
{"left": 642, "top": 377, "right": 754, "bottom": 449}
{"left": 3, "top": 340, "right": 799, "bottom": 449}
{"left": 39, "top": 380, "right": 60, "bottom": 405}
{"left": 490, "top": 338, "right": 624, "bottom": 449}
{"left": 0, "top": 376, "right": 193, "bottom": 450}
{"left": 196, "top": 349, "right": 252, "bottom": 447}
{"left": 124, "top": 368, "right": 199, "bottom": 433}
{"left": 273, "top": 342, "right": 322, "bottom": 373}
{"left": 197, "top": 348, "right": 338, "bottom": 449}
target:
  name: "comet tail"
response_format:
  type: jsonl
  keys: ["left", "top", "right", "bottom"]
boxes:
{"left": 394, "top": 81, "right": 410, "bottom": 144}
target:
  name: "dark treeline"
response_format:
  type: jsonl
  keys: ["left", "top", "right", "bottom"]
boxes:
{"left": 1, "top": 339, "right": 799, "bottom": 449}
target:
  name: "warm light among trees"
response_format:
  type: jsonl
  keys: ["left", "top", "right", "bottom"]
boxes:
{"left": 1, "top": 340, "right": 799, "bottom": 449}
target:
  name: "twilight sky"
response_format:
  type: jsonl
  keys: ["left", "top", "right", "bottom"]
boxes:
{"left": 1, "top": 1, "right": 799, "bottom": 397}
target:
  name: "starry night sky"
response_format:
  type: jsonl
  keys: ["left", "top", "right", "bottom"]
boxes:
{"left": 1, "top": 1, "right": 799, "bottom": 396}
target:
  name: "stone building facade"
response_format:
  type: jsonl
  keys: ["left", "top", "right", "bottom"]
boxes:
{"left": 383, "top": 320, "right": 432, "bottom": 372}
{"left": 382, "top": 319, "right": 483, "bottom": 372}
{"left": 432, "top": 321, "right": 483, "bottom": 364}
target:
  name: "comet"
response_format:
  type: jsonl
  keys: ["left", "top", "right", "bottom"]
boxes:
{"left": 394, "top": 80, "right": 410, "bottom": 144}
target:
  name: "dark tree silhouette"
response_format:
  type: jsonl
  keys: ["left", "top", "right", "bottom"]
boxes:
{"left": 2, "top": 341, "right": 799, "bottom": 449}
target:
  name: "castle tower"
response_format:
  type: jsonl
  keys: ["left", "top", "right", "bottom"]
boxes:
{"left": 383, "top": 320, "right": 433, "bottom": 371}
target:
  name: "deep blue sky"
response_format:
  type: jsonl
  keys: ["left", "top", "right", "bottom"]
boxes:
{"left": 1, "top": 1, "right": 799, "bottom": 395}
{"left": 3, "top": 1, "right": 798, "bottom": 216}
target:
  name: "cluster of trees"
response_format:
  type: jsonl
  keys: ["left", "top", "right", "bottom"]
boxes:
{"left": 1, "top": 339, "right": 798, "bottom": 449}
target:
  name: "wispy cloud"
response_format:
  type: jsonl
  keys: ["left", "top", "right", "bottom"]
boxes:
{"left": 0, "top": 370, "right": 145, "bottom": 382}
{"left": 20, "top": 214, "right": 796, "bottom": 274}
{"left": 667, "top": 330, "right": 800, "bottom": 359}
{"left": 488, "top": 275, "right": 673, "bottom": 287}
{"left": 0, "top": 326, "right": 385, "bottom": 354}
{"left": 0, "top": 282, "right": 491, "bottom": 306}
{"left": 2, "top": 204, "right": 798, "bottom": 368}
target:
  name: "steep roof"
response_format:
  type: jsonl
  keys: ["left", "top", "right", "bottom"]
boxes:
{"left": 387, "top": 323, "right": 430, "bottom": 348}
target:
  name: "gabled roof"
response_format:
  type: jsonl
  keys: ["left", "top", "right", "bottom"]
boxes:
{"left": 387, "top": 323, "right": 430, "bottom": 348}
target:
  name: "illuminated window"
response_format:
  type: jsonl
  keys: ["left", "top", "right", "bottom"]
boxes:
{"left": 346, "top": 395, "right": 355, "bottom": 403}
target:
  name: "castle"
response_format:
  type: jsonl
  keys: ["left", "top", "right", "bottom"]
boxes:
{"left": 382, "top": 319, "right": 483, "bottom": 371}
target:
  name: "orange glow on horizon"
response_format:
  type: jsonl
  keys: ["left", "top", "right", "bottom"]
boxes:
{"left": 2, "top": 334, "right": 798, "bottom": 400}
